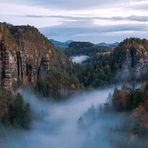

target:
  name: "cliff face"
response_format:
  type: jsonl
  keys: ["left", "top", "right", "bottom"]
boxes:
{"left": 0, "top": 46, "right": 16, "bottom": 90}
{"left": 0, "top": 23, "right": 75, "bottom": 91}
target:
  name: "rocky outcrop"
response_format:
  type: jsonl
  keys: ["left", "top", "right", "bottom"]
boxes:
{"left": 0, "top": 23, "right": 75, "bottom": 91}
{"left": 113, "top": 38, "right": 148, "bottom": 73}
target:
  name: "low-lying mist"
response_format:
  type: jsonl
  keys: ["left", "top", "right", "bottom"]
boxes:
{"left": 70, "top": 55, "right": 89, "bottom": 64}
{"left": 0, "top": 86, "right": 147, "bottom": 148}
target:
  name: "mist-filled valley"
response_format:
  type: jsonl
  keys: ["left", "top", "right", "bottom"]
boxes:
{"left": 1, "top": 87, "right": 113, "bottom": 148}
{"left": 0, "top": 84, "right": 147, "bottom": 148}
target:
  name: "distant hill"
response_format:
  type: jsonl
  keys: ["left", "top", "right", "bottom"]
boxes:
{"left": 98, "top": 42, "right": 119, "bottom": 47}
{"left": 64, "top": 41, "right": 112, "bottom": 57}
{"left": 49, "top": 39, "right": 73, "bottom": 50}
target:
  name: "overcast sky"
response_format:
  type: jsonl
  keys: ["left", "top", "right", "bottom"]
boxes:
{"left": 0, "top": 0, "right": 148, "bottom": 43}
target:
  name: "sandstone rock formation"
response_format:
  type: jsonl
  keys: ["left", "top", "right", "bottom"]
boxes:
{"left": 0, "top": 23, "right": 74, "bottom": 91}
{"left": 113, "top": 38, "right": 148, "bottom": 73}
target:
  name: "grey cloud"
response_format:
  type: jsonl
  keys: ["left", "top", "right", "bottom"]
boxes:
{"left": 39, "top": 23, "right": 148, "bottom": 42}
{"left": 128, "top": 15, "right": 148, "bottom": 22}
{"left": 111, "top": 16, "right": 148, "bottom": 22}
{"left": 22, "top": 15, "right": 148, "bottom": 22}
{"left": 40, "top": 24, "right": 148, "bottom": 35}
